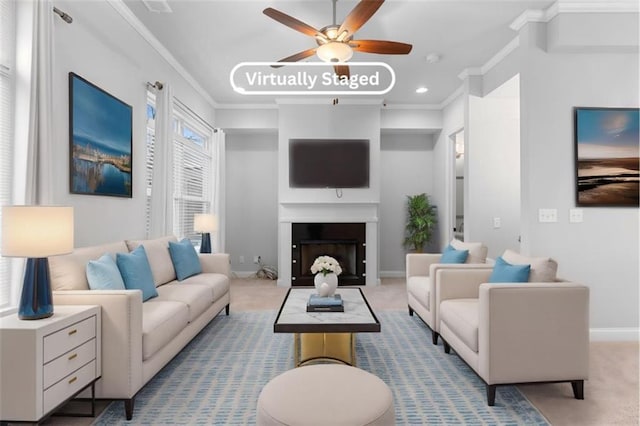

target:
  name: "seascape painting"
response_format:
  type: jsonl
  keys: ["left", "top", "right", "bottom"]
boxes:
{"left": 575, "top": 107, "right": 639, "bottom": 207}
{"left": 69, "top": 73, "right": 132, "bottom": 197}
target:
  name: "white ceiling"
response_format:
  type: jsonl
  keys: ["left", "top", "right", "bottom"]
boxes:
{"left": 124, "top": 0, "right": 555, "bottom": 106}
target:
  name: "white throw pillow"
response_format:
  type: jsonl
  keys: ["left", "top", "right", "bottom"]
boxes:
{"left": 449, "top": 239, "right": 488, "bottom": 264}
{"left": 502, "top": 249, "right": 558, "bottom": 282}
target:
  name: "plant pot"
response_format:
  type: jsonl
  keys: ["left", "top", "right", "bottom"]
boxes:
{"left": 314, "top": 272, "right": 338, "bottom": 296}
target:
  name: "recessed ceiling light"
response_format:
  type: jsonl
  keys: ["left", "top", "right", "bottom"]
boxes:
{"left": 416, "top": 87, "right": 428, "bottom": 94}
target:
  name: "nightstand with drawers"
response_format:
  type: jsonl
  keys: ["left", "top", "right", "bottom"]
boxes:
{"left": 0, "top": 305, "right": 101, "bottom": 423}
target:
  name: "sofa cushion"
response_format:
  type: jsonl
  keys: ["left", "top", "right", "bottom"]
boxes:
{"left": 488, "top": 257, "right": 531, "bottom": 283}
{"left": 450, "top": 239, "right": 488, "bottom": 264}
{"left": 180, "top": 273, "right": 230, "bottom": 302}
{"left": 141, "top": 300, "right": 189, "bottom": 360}
{"left": 155, "top": 283, "right": 213, "bottom": 322}
{"left": 168, "top": 239, "right": 202, "bottom": 281}
{"left": 406, "top": 276, "right": 430, "bottom": 311}
{"left": 86, "top": 254, "right": 126, "bottom": 290}
{"left": 117, "top": 246, "right": 158, "bottom": 302}
{"left": 502, "top": 249, "right": 558, "bottom": 282}
{"left": 126, "top": 236, "right": 177, "bottom": 286}
{"left": 49, "top": 241, "right": 129, "bottom": 290}
{"left": 440, "top": 299, "right": 479, "bottom": 352}
{"left": 440, "top": 245, "right": 469, "bottom": 264}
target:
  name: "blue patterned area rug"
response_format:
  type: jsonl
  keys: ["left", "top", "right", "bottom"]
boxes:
{"left": 93, "top": 311, "right": 549, "bottom": 425}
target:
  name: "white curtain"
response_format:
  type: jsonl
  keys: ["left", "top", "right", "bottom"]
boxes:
{"left": 148, "top": 83, "right": 174, "bottom": 237}
{"left": 13, "top": 0, "right": 54, "bottom": 205}
{"left": 212, "top": 129, "right": 225, "bottom": 252}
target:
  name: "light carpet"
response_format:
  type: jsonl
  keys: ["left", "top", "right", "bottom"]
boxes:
{"left": 93, "top": 311, "right": 549, "bottom": 425}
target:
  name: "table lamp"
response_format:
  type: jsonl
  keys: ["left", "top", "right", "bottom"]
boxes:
{"left": 1, "top": 206, "right": 74, "bottom": 320}
{"left": 193, "top": 214, "right": 217, "bottom": 254}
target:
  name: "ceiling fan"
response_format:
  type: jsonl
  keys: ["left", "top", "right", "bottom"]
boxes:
{"left": 263, "top": 0, "right": 412, "bottom": 77}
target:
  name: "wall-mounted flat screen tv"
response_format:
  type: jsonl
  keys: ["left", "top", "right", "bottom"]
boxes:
{"left": 289, "top": 139, "right": 370, "bottom": 188}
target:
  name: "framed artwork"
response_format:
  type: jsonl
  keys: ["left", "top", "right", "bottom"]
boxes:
{"left": 574, "top": 107, "right": 639, "bottom": 207}
{"left": 69, "top": 72, "right": 132, "bottom": 197}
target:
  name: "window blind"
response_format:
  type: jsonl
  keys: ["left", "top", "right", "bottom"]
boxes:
{"left": 145, "top": 94, "right": 156, "bottom": 238}
{"left": 0, "top": 0, "right": 16, "bottom": 309}
{"left": 172, "top": 103, "right": 213, "bottom": 246}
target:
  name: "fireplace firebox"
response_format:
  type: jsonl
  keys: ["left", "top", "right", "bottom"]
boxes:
{"left": 291, "top": 223, "right": 366, "bottom": 286}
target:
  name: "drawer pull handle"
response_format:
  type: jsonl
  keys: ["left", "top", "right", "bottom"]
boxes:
{"left": 68, "top": 353, "right": 78, "bottom": 361}
{"left": 68, "top": 329, "right": 77, "bottom": 336}
{"left": 68, "top": 376, "right": 77, "bottom": 384}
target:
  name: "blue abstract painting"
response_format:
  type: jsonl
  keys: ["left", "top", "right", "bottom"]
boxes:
{"left": 575, "top": 107, "right": 639, "bottom": 206}
{"left": 69, "top": 73, "right": 132, "bottom": 197}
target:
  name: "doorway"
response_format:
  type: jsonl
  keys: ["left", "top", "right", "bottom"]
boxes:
{"left": 449, "top": 129, "right": 465, "bottom": 241}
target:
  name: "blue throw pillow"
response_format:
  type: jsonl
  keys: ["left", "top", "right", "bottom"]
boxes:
{"left": 440, "top": 244, "right": 469, "bottom": 264}
{"left": 168, "top": 239, "right": 202, "bottom": 281}
{"left": 86, "top": 254, "right": 126, "bottom": 290}
{"left": 488, "top": 256, "right": 531, "bottom": 283}
{"left": 116, "top": 245, "right": 158, "bottom": 301}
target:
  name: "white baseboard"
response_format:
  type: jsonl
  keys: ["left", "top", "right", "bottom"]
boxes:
{"left": 590, "top": 328, "right": 639, "bottom": 341}
{"left": 379, "top": 271, "right": 405, "bottom": 278}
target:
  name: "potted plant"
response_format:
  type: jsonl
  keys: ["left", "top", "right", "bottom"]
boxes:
{"left": 404, "top": 193, "right": 437, "bottom": 252}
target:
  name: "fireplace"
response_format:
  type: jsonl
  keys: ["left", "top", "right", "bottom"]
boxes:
{"left": 291, "top": 223, "right": 366, "bottom": 286}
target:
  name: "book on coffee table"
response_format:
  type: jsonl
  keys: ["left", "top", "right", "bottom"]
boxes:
{"left": 307, "top": 294, "right": 344, "bottom": 312}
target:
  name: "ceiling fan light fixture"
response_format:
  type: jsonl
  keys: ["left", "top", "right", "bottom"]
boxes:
{"left": 317, "top": 41, "right": 353, "bottom": 63}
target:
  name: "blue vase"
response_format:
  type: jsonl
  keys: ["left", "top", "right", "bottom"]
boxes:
{"left": 18, "top": 258, "right": 54, "bottom": 320}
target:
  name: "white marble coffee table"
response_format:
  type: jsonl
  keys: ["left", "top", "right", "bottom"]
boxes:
{"left": 274, "top": 288, "right": 380, "bottom": 366}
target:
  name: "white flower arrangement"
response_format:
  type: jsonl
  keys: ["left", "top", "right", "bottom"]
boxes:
{"left": 310, "top": 255, "right": 343, "bottom": 276}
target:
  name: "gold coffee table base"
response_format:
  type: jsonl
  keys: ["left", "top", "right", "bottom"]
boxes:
{"left": 294, "top": 333, "right": 356, "bottom": 367}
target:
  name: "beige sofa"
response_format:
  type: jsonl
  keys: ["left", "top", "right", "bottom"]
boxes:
{"left": 436, "top": 253, "right": 589, "bottom": 406}
{"left": 48, "top": 236, "right": 230, "bottom": 419}
{"left": 406, "top": 240, "right": 490, "bottom": 344}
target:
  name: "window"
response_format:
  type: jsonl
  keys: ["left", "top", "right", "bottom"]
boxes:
{"left": 172, "top": 102, "right": 213, "bottom": 246}
{"left": 0, "top": 0, "right": 16, "bottom": 309}
{"left": 145, "top": 98, "right": 214, "bottom": 245}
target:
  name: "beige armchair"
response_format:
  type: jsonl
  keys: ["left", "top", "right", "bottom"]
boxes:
{"left": 406, "top": 240, "right": 490, "bottom": 344}
{"left": 435, "top": 259, "right": 590, "bottom": 406}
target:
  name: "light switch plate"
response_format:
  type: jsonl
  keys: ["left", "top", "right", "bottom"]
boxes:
{"left": 569, "top": 208, "right": 583, "bottom": 223}
{"left": 493, "top": 217, "right": 501, "bottom": 228}
{"left": 539, "top": 208, "right": 558, "bottom": 223}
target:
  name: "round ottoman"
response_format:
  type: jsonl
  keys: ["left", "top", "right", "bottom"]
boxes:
{"left": 256, "top": 364, "right": 395, "bottom": 426}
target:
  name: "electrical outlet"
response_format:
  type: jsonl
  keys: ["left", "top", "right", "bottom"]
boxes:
{"left": 538, "top": 208, "right": 558, "bottom": 223}
{"left": 239, "top": 255, "right": 245, "bottom": 264}
{"left": 253, "top": 256, "right": 260, "bottom": 264}
{"left": 493, "top": 217, "right": 501, "bottom": 229}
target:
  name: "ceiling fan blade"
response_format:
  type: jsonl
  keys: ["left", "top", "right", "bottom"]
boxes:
{"left": 338, "top": 0, "right": 385, "bottom": 38}
{"left": 351, "top": 40, "right": 413, "bottom": 55}
{"left": 334, "top": 65, "right": 350, "bottom": 78}
{"left": 263, "top": 8, "right": 321, "bottom": 38}
{"left": 271, "top": 48, "right": 318, "bottom": 68}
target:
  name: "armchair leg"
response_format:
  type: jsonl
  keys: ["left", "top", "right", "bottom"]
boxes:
{"left": 408, "top": 306, "right": 413, "bottom": 316}
{"left": 443, "top": 340, "right": 451, "bottom": 354}
{"left": 571, "top": 380, "right": 584, "bottom": 400}
{"left": 125, "top": 397, "right": 135, "bottom": 420}
{"left": 432, "top": 331, "right": 439, "bottom": 345}
{"left": 486, "top": 385, "right": 496, "bottom": 406}
{"left": 225, "top": 304, "right": 230, "bottom": 316}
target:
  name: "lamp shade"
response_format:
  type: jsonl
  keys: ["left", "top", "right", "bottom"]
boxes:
{"left": 1, "top": 206, "right": 74, "bottom": 258}
{"left": 194, "top": 214, "right": 218, "bottom": 233}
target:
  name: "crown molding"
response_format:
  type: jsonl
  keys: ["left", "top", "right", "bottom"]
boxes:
{"left": 457, "top": 68, "right": 483, "bottom": 81}
{"left": 439, "top": 86, "right": 464, "bottom": 110}
{"left": 215, "top": 103, "right": 278, "bottom": 110}
{"left": 275, "top": 97, "right": 384, "bottom": 105}
{"left": 106, "top": 0, "right": 218, "bottom": 108}
{"left": 481, "top": 36, "right": 520, "bottom": 75}
{"left": 382, "top": 103, "right": 441, "bottom": 110}
{"left": 511, "top": 1, "right": 639, "bottom": 31}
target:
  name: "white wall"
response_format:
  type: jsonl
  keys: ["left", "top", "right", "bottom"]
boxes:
{"left": 466, "top": 75, "right": 521, "bottom": 258}
{"left": 225, "top": 132, "right": 278, "bottom": 274}
{"left": 516, "top": 20, "right": 639, "bottom": 332}
{"left": 380, "top": 133, "right": 435, "bottom": 275}
{"left": 51, "top": 1, "right": 215, "bottom": 247}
